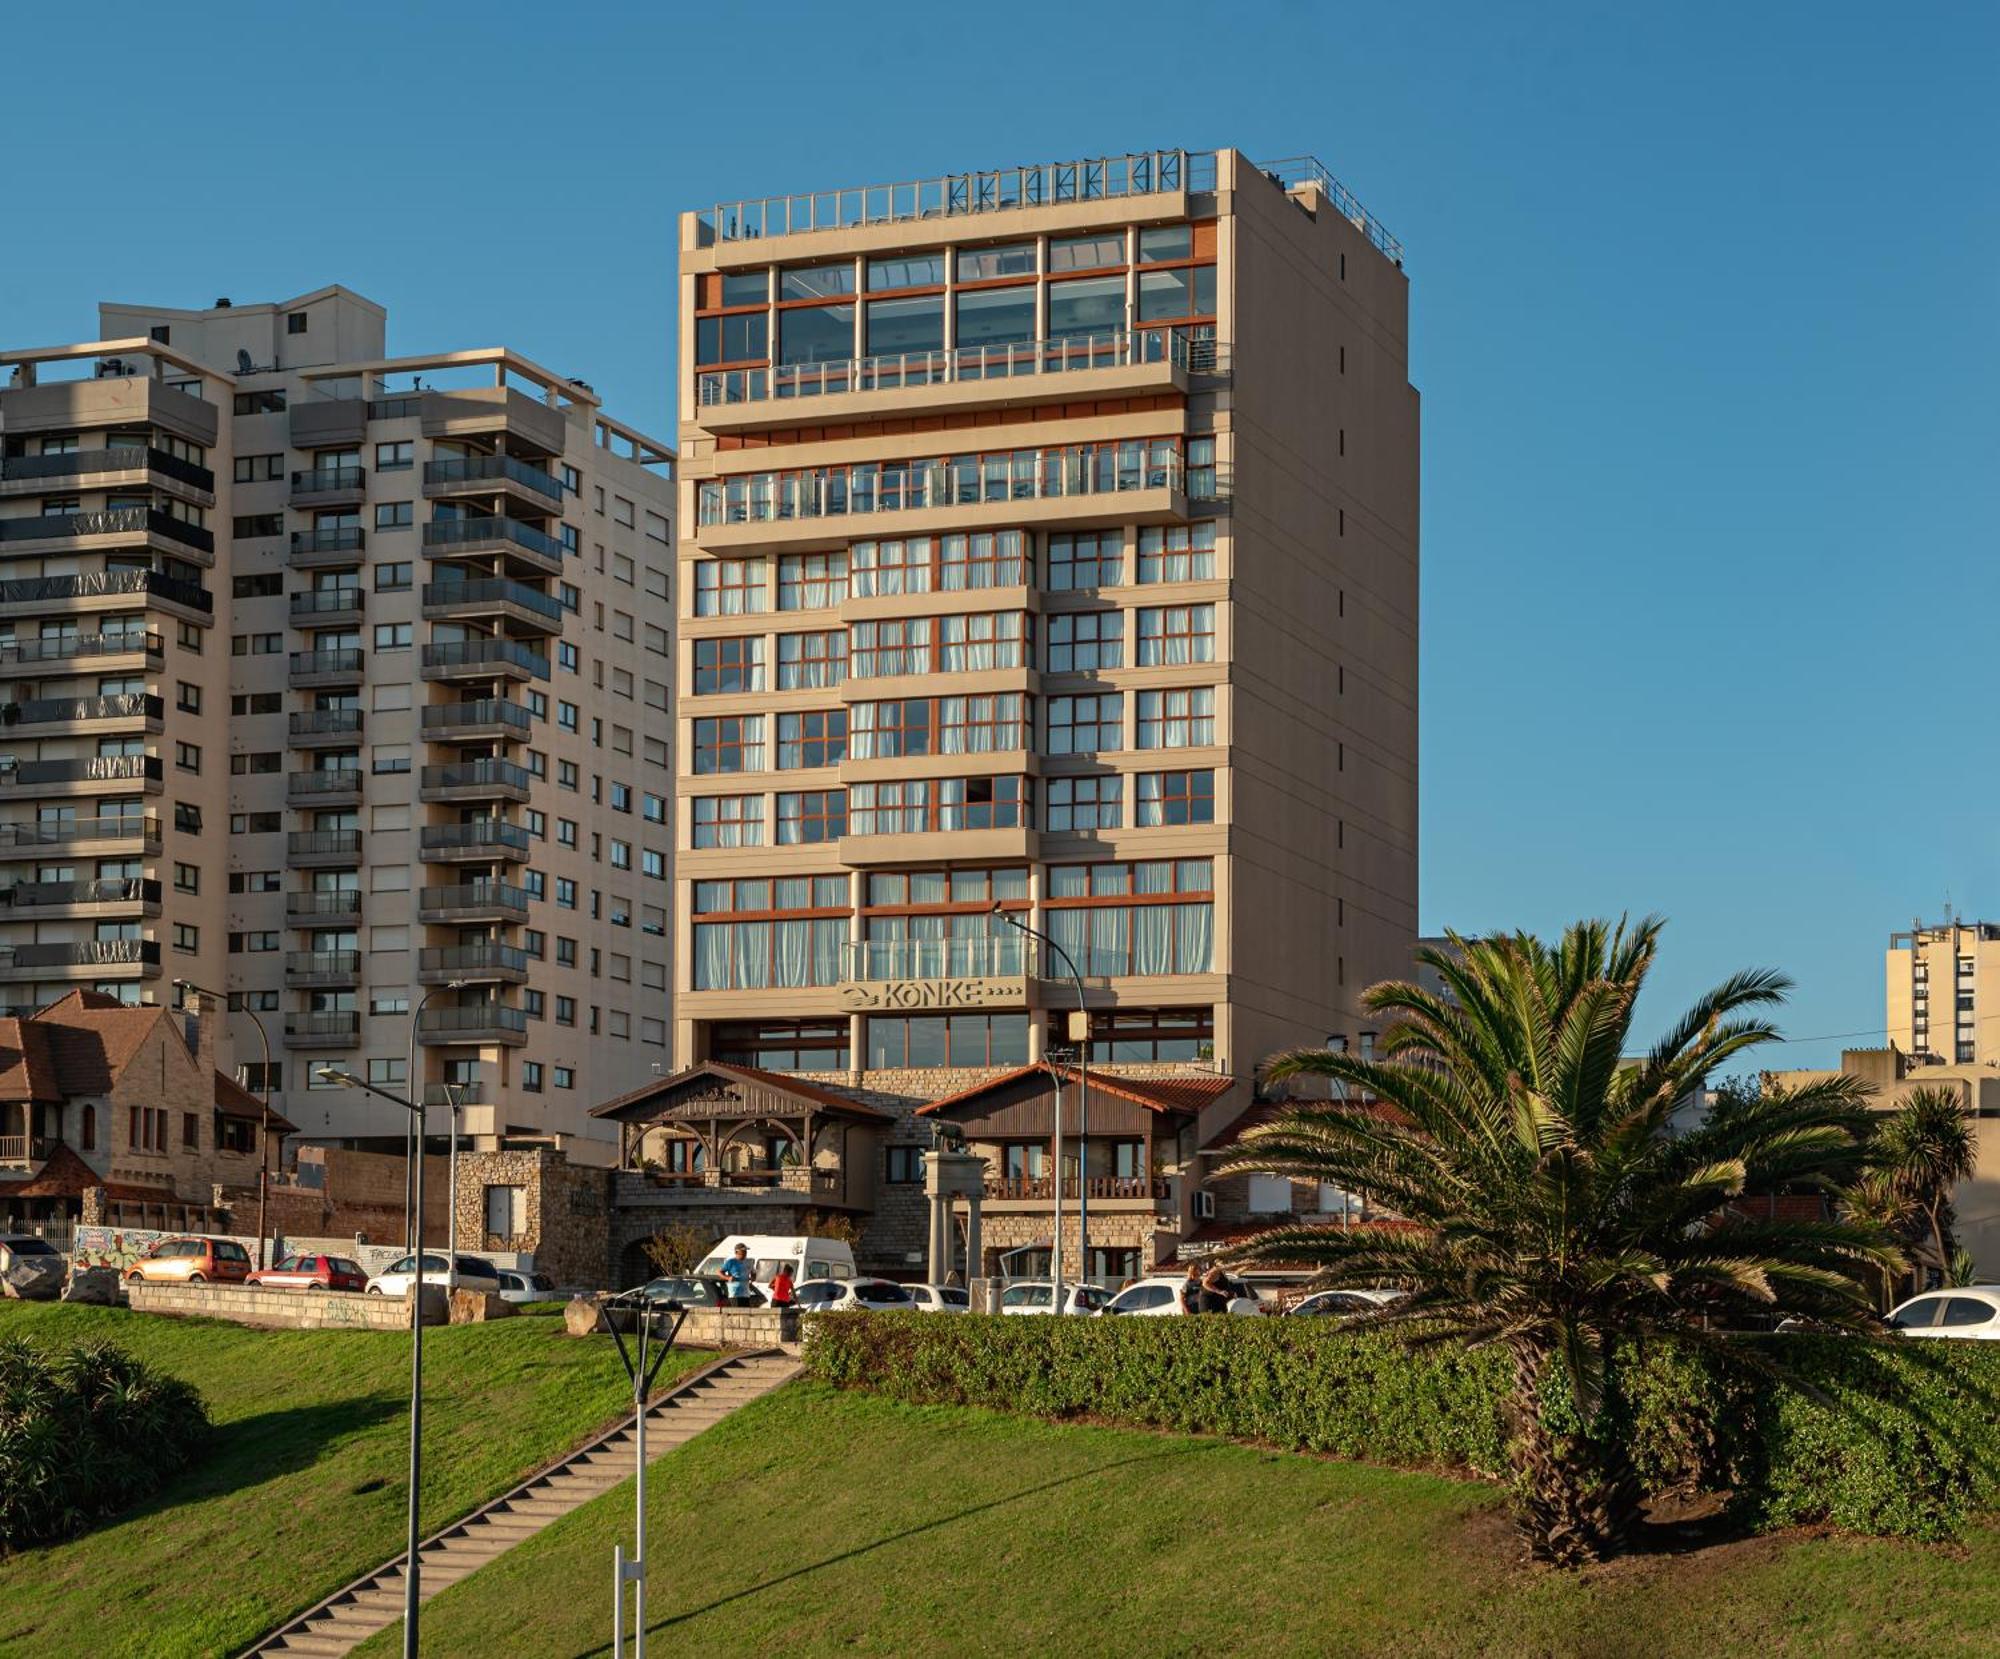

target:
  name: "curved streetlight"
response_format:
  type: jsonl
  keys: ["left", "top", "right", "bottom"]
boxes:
{"left": 404, "top": 980, "right": 465, "bottom": 1258}
{"left": 174, "top": 978, "right": 273, "bottom": 1270}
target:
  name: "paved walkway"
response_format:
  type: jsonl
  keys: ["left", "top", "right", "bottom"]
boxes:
{"left": 243, "top": 1348, "right": 800, "bottom": 1657}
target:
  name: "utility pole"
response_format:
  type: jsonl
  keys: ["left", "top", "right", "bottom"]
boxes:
{"left": 607, "top": 1291, "right": 687, "bottom": 1656}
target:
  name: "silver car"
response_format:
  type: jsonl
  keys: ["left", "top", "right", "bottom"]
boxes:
{"left": 0, "top": 1234, "right": 67, "bottom": 1300}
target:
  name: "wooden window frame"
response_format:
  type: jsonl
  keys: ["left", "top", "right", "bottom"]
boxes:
{"left": 776, "top": 629, "right": 847, "bottom": 690}
{"left": 1046, "top": 692, "right": 1123, "bottom": 755}
{"left": 776, "top": 789, "right": 847, "bottom": 845}
{"left": 691, "top": 714, "right": 765, "bottom": 775}
{"left": 1135, "top": 604, "right": 1215, "bottom": 667}
{"left": 1135, "top": 768, "right": 1216, "bottom": 826}
{"left": 1046, "top": 609, "right": 1123, "bottom": 673}
{"left": 776, "top": 708, "right": 848, "bottom": 769}
{"left": 692, "top": 635, "right": 765, "bottom": 695}
{"left": 690, "top": 794, "right": 765, "bottom": 849}
{"left": 1136, "top": 686, "right": 1215, "bottom": 749}
{"left": 1044, "top": 774, "right": 1123, "bottom": 832}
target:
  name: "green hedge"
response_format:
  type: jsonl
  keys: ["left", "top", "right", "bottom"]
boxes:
{"left": 801, "top": 1314, "right": 2000, "bottom": 1541}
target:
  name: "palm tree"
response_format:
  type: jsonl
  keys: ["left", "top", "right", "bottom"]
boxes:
{"left": 1215, "top": 918, "right": 1896, "bottom": 1566}
{"left": 1871, "top": 1085, "right": 1975, "bottom": 1284}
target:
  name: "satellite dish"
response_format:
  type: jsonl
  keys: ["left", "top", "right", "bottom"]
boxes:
{"left": 236, "top": 350, "right": 254, "bottom": 373}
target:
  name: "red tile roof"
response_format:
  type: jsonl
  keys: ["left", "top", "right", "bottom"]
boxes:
{"left": 0, "top": 1143, "right": 166, "bottom": 1203}
{"left": 0, "top": 1019, "right": 61, "bottom": 1103}
{"left": 916, "top": 1065, "right": 1234, "bottom": 1118}
{"left": 214, "top": 1071, "right": 294, "bottom": 1132}
{"left": 590, "top": 1060, "right": 890, "bottom": 1122}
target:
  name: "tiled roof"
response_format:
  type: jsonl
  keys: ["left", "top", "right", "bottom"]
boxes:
{"left": 916, "top": 1065, "right": 1234, "bottom": 1118}
{"left": 0, "top": 1143, "right": 164, "bottom": 1202}
{"left": 590, "top": 1060, "right": 891, "bottom": 1122}
{"left": 214, "top": 1070, "right": 295, "bottom": 1133}
{"left": 26, "top": 992, "right": 171, "bottom": 1095}
{"left": 0, "top": 1019, "right": 61, "bottom": 1103}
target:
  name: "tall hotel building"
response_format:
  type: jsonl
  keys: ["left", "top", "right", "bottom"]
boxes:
{"left": 608, "top": 149, "right": 1416, "bottom": 1282}
{"left": 0, "top": 289, "right": 674, "bottom": 1165}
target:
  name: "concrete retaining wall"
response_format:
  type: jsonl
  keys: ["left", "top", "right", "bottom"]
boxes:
{"left": 128, "top": 1281, "right": 447, "bottom": 1330}
{"left": 672, "top": 1305, "right": 798, "bottom": 1349}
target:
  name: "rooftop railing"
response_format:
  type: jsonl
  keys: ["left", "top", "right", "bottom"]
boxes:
{"left": 698, "top": 150, "right": 1216, "bottom": 243}
{"left": 1255, "top": 156, "right": 1404, "bottom": 264}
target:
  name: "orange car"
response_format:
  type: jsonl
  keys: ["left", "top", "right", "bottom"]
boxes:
{"left": 124, "top": 1235, "right": 253, "bottom": 1286}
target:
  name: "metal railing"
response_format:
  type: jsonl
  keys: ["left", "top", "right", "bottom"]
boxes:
{"left": 698, "top": 149, "right": 1215, "bottom": 243}
{"left": 287, "top": 830, "right": 362, "bottom": 859}
{"left": 420, "top": 698, "right": 533, "bottom": 735}
{"left": 699, "top": 330, "right": 1229, "bottom": 407}
{"left": 421, "top": 577, "right": 563, "bottom": 622}
{"left": 419, "top": 943, "right": 529, "bottom": 977}
{"left": 697, "top": 445, "right": 1199, "bottom": 527}
{"left": 290, "top": 466, "right": 366, "bottom": 495}
{"left": 1, "top": 693, "right": 161, "bottom": 726}
{"left": 290, "top": 527, "right": 365, "bottom": 555}
{"left": 286, "top": 890, "right": 362, "bottom": 919}
{"left": 0, "top": 507, "right": 213, "bottom": 555}
{"left": 285, "top": 1011, "right": 359, "bottom": 1040}
{"left": 419, "top": 880, "right": 530, "bottom": 917}
{"left": 0, "top": 570, "right": 210, "bottom": 613}
{"left": 985, "top": 1175, "right": 1171, "bottom": 1202}
{"left": 289, "top": 648, "right": 364, "bottom": 678}
{"left": 0, "top": 755, "right": 161, "bottom": 787}
{"left": 0, "top": 446, "right": 214, "bottom": 492}
{"left": 291, "top": 588, "right": 365, "bottom": 618}
{"left": 288, "top": 769, "right": 363, "bottom": 796}
{"left": 419, "top": 1004, "right": 529, "bottom": 1037}
{"left": 423, "top": 1082, "right": 487, "bottom": 1107}
{"left": 420, "top": 639, "right": 548, "bottom": 678}
{"left": 0, "top": 631, "right": 162, "bottom": 668}
{"left": 840, "top": 935, "right": 1032, "bottom": 982}
{"left": 422, "top": 515, "right": 564, "bottom": 562}
{"left": 421, "top": 759, "right": 532, "bottom": 794}
{"left": 1256, "top": 156, "right": 1404, "bottom": 264}
{"left": 0, "top": 815, "right": 159, "bottom": 850}
{"left": 419, "top": 820, "right": 530, "bottom": 854}
{"left": 289, "top": 709, "right": 363, "bottom": 738}
{"left": 0, "top": 938, "right": 160, "bottom": 970}
{"left": 423, "top": 455, "right": 563, "bottom": 503}
{"left": 5, "top": 876, "right": 158, "bottom": 909}
{"left": 285, "top": 950, "right": 360, "bottom": 981}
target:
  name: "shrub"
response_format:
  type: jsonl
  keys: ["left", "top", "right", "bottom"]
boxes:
{"left": 0, "top": 1336, "right": 210, "bottom": 1554}
{"left": 801, "top": 1315, "right": 2000, "bottom": 1542}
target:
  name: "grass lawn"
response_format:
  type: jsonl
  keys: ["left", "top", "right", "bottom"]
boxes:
{"left": 356, "top": 1381, "right": 2000, "bottom": 1659}
{"left": 0, "top": 1302, "right": 704, "bottom": 1658}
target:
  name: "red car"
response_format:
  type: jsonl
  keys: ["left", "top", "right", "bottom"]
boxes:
{"left": 246, "top": 1252, "right": 370, "bottom": 1292}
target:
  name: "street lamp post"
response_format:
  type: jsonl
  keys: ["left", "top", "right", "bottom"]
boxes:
{"left": 175, "top": 978, "right": 272, "bottom": 1270}
{"left": 318, "top": 1065, "right": 429, "bottom": 1659}
{"left": 603, "top": 1289, "right": 688, "bottom": 1657}
{"left": 404, "top": 981, "right": 464, "bottom": 1262}
{"left": 994, "top": 906, "right": 1090, "bottom": 1303}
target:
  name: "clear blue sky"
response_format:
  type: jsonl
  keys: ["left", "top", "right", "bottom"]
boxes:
{"left": 4, "top": 2, "right": 1994, "bottom": 1065}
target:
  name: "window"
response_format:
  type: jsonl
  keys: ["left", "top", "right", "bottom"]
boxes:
{"left": 557, "top": 700, "right": 579, "bottom": 732}
{"left": 553, "top": 1066, "right": 576, "bottom": 1090}
{"left": 233, "top": 454, "right": 282, "bottom": 482}
{"left": 711, "top": 1017, "right": 850, "bottom": 1072}
{"left": 1136, "top": 604, "right": 1215, "bottom": 666}
{"left": 172, "top": 922, "right": 199, "bottom": 953}
{"left": 233, "top": 389, "right": 287, "bottom": 415}
{"left": 690, "top": 876, "right": 850, "bottom": 991}
{"left": 692, "top": 715, "right": 765, "bottom": 774}
{"left": 558, "top": 642, "right": 579, "bottom": 673}
{"left": 1137, "top": 523, "right": 1216, "bottom": 583}
{"left": 956, "top": 242, "right": 1035, "bottom": 282}
{"left": 175, "top": 741, "right": 201, "bottom": 773}
{"left": 375, "top": 562, "right": 412, "bottom": 591}
{"left": 847, "top": 776, "right": 1028, "bottom": 834}
{"left": 1046, "top": 611, "right": 1121, "bottom": 672}
{"left": 1050, "top": 233, "right": 1127, "bottom": 273}
{"left": 776, "top": 630, "right": 846, "bottom": 690}
{"left": 174, "top": 802, "right": 202, "bottom": 832}
{"left": 374, "top": 502, "right": 413, "bottom": 531}
{"left": 867, "top": 1013, "right": 1030, "bottom": 1069}
{"left": 955, "top": 287, "right": 1035, "bottom": 349}
{"left": 692, "top": 636, "right": 765, "bottom": 695}
{"left": 376, "top": 440, "right": 413, "bottom": 471}
{"left": 233, "top": 512, "right": 284, "bottom": 538}
{"left": 1047, "top": 274, "right": 1125, "bottom": 340}
{"left": 367, "top": 1058, "right": 407, "bottom": 1087}
{"left": 777, "top": 790, "right": 847, "bottom": 845}
{"left": 779, "top": 552, "right": 846, "bottom": 610}
{"left": 694, "top": 558, "right": 768, "bottom": 616}
{"left": 522, "top": 1062, "right": 544, "bottom": 1092}
{"left": 885, "top": 1146, "right": 926, "bottom": 1184}
{"left": 176, "top": 681, "right": 202, "bottom": 714}
{"left": 937, "top": 612, "right": 1027, "bottom": 673}
{"left": 1046, "top": 859, "right": 1214, "bottom": 976}
{"left": 692, "top": 796, "right": 764, "bottom": 849}
{"left": 1135, "top": 769, "right": 1215, "bottom": 826}
{"left": 693, "top": 306, "right": 768, "bottom": 368}
{"left": 1136, "top": 686, "right": 1215, "bottom": 748}
{"left": 1046, "top": 693, "right": 1122, "bottom": 755}
{"left": 849, "top": 618, "right": 929, "bottom": 679}
{"left": 776, "top": 709, "right": 847, "bottom": 769}
{"left": 288, "top": 312, "right": 309, "bottom": 335}
{"left": 373, "top": 622, "right": 412, "bottom": 650}
{"left": 173, "top": 862, "right": 199, "bottom": 894}
{"left": 1047, "top": 530, "right": 1122, "bottom": 591}
{"left": 1045, "top": 775, "right": 1122, "bottom": 832}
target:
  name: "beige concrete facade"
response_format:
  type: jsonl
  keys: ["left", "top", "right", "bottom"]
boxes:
{"left": 1886, "top": 918, "right": 2000, "bottom": 1066}
{"left": 0, "top": 288, "right": 675, "bottom": 1164}
{"left": 651, "top": 149, "right": 1418, "bottom": 1281}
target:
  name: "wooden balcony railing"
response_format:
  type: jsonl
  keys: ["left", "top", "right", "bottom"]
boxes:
{"left": 985, "top": 1175, "right": 1170, "bottom": 1201}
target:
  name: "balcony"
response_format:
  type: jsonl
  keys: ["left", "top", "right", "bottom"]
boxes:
{"left": 0, "top": 754, "right": 162, "bottom": 796}
{"left": 0, "top": 693, "right": 163, "bottom": 734}
{"left": 417, "top": 819, "right": 532, "bottom": 863}
{"left": 290, "top": 588, "right": 365, "bottom": 626}
{"left": 0, "top": 507, "right": 215, "bottom": 564}
{"left": 635, "top": 1167, "right": 848, "bottom": 1204}
{"left": 0, "top": 815, "right": 160, "bottom": 858}
{"left": 417, "top": 943, "right": 529, "bottom": 986}
{"left": 289, "top": 465, "right": 366, "bottom": 508}
{"left": 983, "top": 1175, "right": 1172, "bottom": 1204}
{"left": 288, "top": 527, "right": 365, "bottom": 568}
{"left": 419, "top": 638, "right": 548, "bottom": 684}
{"left": 0, "top": 630, "right": 162, "bottom": 678}
{"left": 0, "top": 570, "right": 210, "bottom": 622}
{"left": 419, "top": 758, "right": 532, "bottom": 805}
{"left": 283, "top": 1011, "right": 359, "bottom": 1049}
{"left": 0, "top": 445, "right": 215, "bottom": 503}
{"left": 0, "top": 939, "right": 161, "bottom": 982}
{"left": 286, "top": 889, "right": 362, "bottom": 924}
{"left": 419, "top": 387, "right": 566, "bottom": 457}
{"left": 423, "top": 456, "right": 565, "bottom": 514}
{"left": 0, "top": 1135, "right": 57, "bottom": 1166}
{"left": 419, "top": 699, "right": 532, "bottom": 742}
{"left": 286, "top": 829, "right": 362, "bottom": 867}
{"left": 288, "top": 648, "right": 365, "bottom": 689}
{"left": 422, "top": 1082, "right": 487, "bottom": 1108}
{"left": 284, "top": 949, "right": 360, "bottom": 989}
{"left": 288, "top": 708, "right": 364, "bottom": 748}
{"left": 286, "top": 768, "right": 363, "bottom": 806}
{"left": 420, "top": 514, "right": 564, "bottom": 577}
{"left": 418, "top": 880, "right": 529, "bottom": 924}
{"left": 420, "top": 578, "right": 563, "bottom": 634}
{"left": 1, "top": 876, "right": 161, "bottom": 917}
{"left": 416, "top": 1003, "right": 529, "bottom": 1047}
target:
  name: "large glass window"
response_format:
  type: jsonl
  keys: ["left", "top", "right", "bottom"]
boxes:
{"left": 776, "top": 630, "right": 846, "bottom": 690}
{"left": 954, "top": 287, "right": 1036, "bottom": 349}
{"left": 955, "top": 243, "right": 1036, "bottom": 282}
{"left": 1137, "top": 523, "right": 1216, "bottom": 583}
{"left": 691, "top": 876, "right": 849, "bottom": 991}
{"left": 866, "top": 296, "right": 945, "bottom": 358}
{"left": 776, "top": 709, "right": 847, "bottom": 768}
{"left": 692, "top": 636, "right": 765, "bottom": 695}
{"left": 1047, "top": 275, "right": 1126, "bottom": 340}
{"left": 695, "top": 312, "right": 768, "bottom": 366}
{"left": 1046, "top": 530, "right": 1123, "bottom": 591}
{"left": 869, "top": 252, "right": 946, "bottom": 289}
{"left": 712, "top": 1017, "right": 850, "bottom": 1072}
{"left": 780, "top": 263, "right": 857, "bottom": 300}
{"left": 694, "top": 559, "right": 768, "bottom": 616}
{"left": 1046, "top": 693, "right": 1123, "bottom": 755}
{"left": 850, "top": 618, "right": 931, "bottom": 678}
{"left": 937, "top": 612, "right": 1028, "bottom": 672}
{"left": 1136, "top": 687, "right": 1215, "bottom": 748}
{"left": 867, "top": 1012, "right": 1030, "bottom": 1068}
{"left": 692, "top": 716, "right": 765, "bottom": 774}
{"left": 1136, "top": 604, "right": 1215, "bottom": 666}
{"left": 1087, "top": 1006, "right": 1214, "bottom": 1063}
{"left": 1049, "top": 233, "right": 1127, "bottom": 273}
{"left": 849, "top": 699, "right": 931, "bottom": 760}
{"left": 776, "top": 790, "right": 846, "bottom": 845}
{"left": 778, "top": 552, "right": 846, "bottom": 610}
{"left": 691, "top": 796, "right": 765, "bottom": 848}
{"left": 778, "top": 303, "right": 855, "bottom": 366}
{"left": 1045, "top": 858, "right": 1214, "bottom": 977}
{"left": 847, "top": 776, "right": 1029, "bottom": 834}
{"left": 1045, "top": 775, "right": 1123, "bottom": 832}
{"left": 1046, "top": 610, "right": 1122, "bottom": 672}
{"left": 1135, "top": 769, "right": 1216, "bottom": 826}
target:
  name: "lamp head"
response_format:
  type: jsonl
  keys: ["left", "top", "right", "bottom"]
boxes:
{"left": 316, "top": 1065, "right": 360, "bottom": 1088}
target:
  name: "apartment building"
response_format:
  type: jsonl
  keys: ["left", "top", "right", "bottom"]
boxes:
{"left": 622, "top": 148, "right": 1418, "bottom": 1282}
{"left": 1887, "top": 918, "right": 2000, "bottom": 1066}
{"left": 0, "top": 288, "right": 674, "bottom": 1166}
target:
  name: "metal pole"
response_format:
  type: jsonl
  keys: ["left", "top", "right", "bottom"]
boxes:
{"left": 176, "top": 980, "right": 271, "bottom": 1269}
{"left": 446, "top": 1085, "right": 459, "bottom": 1296}
{"left": 404, "top": 1089, "right": 426, "bottom": 1657}
{"left": 632, "top": 1310, "right": 647, "bottom": 1659}
{"left": 1049, "top": 1056, "right": 1064, "bottom": 1316}
{"left": 613, "top": 1544, "right": 626, "bottom": 1655}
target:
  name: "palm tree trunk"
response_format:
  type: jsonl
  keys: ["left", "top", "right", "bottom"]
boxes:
{"left": 1506, "top": 1344, "right": 1641, "bottom": 1566}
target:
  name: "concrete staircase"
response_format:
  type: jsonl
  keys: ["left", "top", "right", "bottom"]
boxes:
{"left": 242, "top": 1349, "right": 799, "bottom": 1657}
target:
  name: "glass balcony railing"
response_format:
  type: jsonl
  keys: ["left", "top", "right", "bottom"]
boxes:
{"left": 421, "top": 759, "right": 532, "bottom": 794}
{"left": 291, "top": 588, "right": 364, "bottom": 619}
{"left": 0, "top": 815, "right": 160, "bottom": 850}
{"left": 287, "top": 830, "right": 362, "bottom": 859}
{"left": 419, "top": 1004, "right": 528, "bottom": 1038}
{"left": 0, "top": 939, "right": 160, "bottom": 971}
{"left": 5, "top": 876, "right": 159, "bottom": 909}
{"left": 419, "top": 699, "right": 533, "bottom": 736}
{"left": 289, "top": 709, "right": 363, "bottom": 739}
{"left": 1, "top": 693, "right": 162, "bottom": 727}
{"left": 286, "top": 890, "right": 362, "bottom": 919}
{"left": 285, "top": 950, "right": 360, "bottom": 981}
{"left": 289, "top": 648, "right": 364, "bottom": 679}
{"left": 0, "top": 631, "right": 162, "bottom": 669}
{"left": 290, "top": 527, "right": 365, "bottom": 555}
{"left": 0, "top": 507, "right": 213, "bottom": 555}
{"left": 288, "top": 769, "right": 363, "bottom": 796}
{"left": 421, "top": 577, "right": 563, "bottom": 622}
{"left": 0, "top": 755, "right": 161, "bottom": 788}
{"left": 0, "top": 447, "right": 215, "bottom": 492}
{"left": 423, "top": 455, "right": 563, "bottom": 504}
{"left": 420, "top": 639, "right": 549, "bottom": 678}
{"left": 419, "top": 943, "right": 529, "bottom": 977}
{"left": 421, "top": 516, "right": 563, "bottom": 562}
{"left": 419, "top": 880, "right": 529, "bottom": 918}
{"left": 0, "top": 570, "right": 210, "bottom": 613}
{"left": 419, "top": 820, "right": 531, "bottom": 855}
{"left": 290, "top": 466, "right": 366, "bottom": 495}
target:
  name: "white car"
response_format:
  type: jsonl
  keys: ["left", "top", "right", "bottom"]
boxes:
{"left": 905, "top": 1283, "right": 970, "bottom": 1313}
{"left": 791, "top": 1277, "right": 917, "bottom": 1313}
{"left": 1289, "top": 1288, "right": 1405, "bottom": 1319}
{"left": 496, "top": 1268, "right": 559, "bottom": 1304}
{"left": 0, "top": 1234, "right": 66, "bottom": 1301}
{"left": 365, "top": 1252, "right": 503, "bottom": 1297}
{"left": 1885, "top": 1287, "right": 2000, "bottom": 1339}
{"left": 1100, "top": 1275, "right": 1261, "bottom": 1317}
{"left": 998, "top": 1281, "right": 1114, "bottom": 1316}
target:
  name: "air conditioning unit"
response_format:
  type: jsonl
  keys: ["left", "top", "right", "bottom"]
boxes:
{"left": 1192, "top": 1190, "right": 1215, "bottom": 1221}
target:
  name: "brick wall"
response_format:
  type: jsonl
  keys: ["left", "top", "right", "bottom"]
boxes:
{"left": 128, "top": 1280, "right": 445, "bottom": 1330}
{"left": 453, "top": 1149, "right": 615, "bottom": 1289}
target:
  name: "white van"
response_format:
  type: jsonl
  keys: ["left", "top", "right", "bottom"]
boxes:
{"left": 694, "top": 1234, "right": 857, "bottom": 1293}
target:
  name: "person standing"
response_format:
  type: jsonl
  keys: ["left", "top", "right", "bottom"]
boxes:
{"left": 719, "top": 1242, "right": 757, "bottom": 1305}
{"left": 768, "top": 1262, "right": 796, "bottom": 1308}
{"left": 1180, "top": 1262, "right": 1204, "bottom": 1315}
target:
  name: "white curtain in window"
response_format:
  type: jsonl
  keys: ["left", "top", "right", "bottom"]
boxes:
{"left": 734, "top": 921, "right": 772, "bottom": 989}
{"left": 772, "top": 920, "right": 811, "bottom": 988}
{"left": 694, "top": 924, "right": 731, "bottom": 990}
{"left": 1131, "top": 905, "right": 1172, "bottom": 976}
{"left": 1175, "top": 902, "right": 1214, "bottom": 973}
{"left": 811, "top": 918, "right": 845, "bottom": 985}
{"left": 1091, "top": 908, "right": 1131, "bottom": 977}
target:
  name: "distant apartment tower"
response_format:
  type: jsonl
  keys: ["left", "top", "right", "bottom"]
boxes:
{"left": 0, "top": 289, "right": 675, "bottom": 1164}
{"left": 1888, "top": 918, "right": 2000, "bottom": 1065}
{"left": 624, "top": 149, "right": 1419, "bottom": 1284}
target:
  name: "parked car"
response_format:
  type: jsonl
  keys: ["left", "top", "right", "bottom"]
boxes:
{"left": 1289, "top": 1288, "right": 1406, "bottom": 1319}
{"left": 634, "top": 1274, "right": 756, "bottom": 1309}
{"left": 365, "top": 1253, "right": 502, "bottom": 1297}
{"left": 0, "top": 1234, "right": 66, "bottom": 1300}
{"left": 246, "top": 1252, "right": 369, "bottom": 1292}
{"left": 906, "top": 1283, "right": 970, "bottom": 1313}
{"left": 792, "top": 1277, "right": 917, "bottom": 1313}
{"left": 998, "top": 1281, "right": 1114, "bottom": 1316}
{"left": 1100, "top": 1275, "right": 1260, "bottom": 1317}
{"left": 1885, "top": 1287, "right": 2000, "bottom": 1339}
{"left": 124, "top": 1235, "right": 253, "bottom": 1286}
{"left": 496, "top": 1268, "right": 560, "bottom": 1304}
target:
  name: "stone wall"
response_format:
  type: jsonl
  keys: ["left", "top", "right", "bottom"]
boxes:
{"left": 127, "top": 1280, "right": 447, "bottom": 1330}
{"left": 238, "top": 1148, "right": 450, "bottom": 1248}
{"left": 451, "top": 1149, "right": 615, "bottom": 1289}
{"left": 608, "top": 1188, "right": 821, "bottom": 1287}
